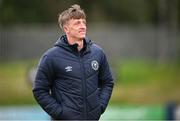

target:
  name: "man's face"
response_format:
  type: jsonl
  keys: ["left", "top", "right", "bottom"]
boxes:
{"left": 64, "top": 18, "right": 86, "bottom": 40}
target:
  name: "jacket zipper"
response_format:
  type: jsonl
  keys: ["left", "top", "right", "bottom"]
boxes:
{"left": 78, "top": 54, "right": 87, "bottom": 119}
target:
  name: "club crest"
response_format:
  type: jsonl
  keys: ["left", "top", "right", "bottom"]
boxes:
{"left": 91, "top": 60, "right": 99, "bottom": 71}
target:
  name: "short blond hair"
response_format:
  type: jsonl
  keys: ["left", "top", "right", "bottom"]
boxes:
{"left": 58, "top": 4, "right": 86, "bottom": 30}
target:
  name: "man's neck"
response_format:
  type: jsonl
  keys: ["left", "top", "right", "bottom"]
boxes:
{"left": 67, "top": 36, "right": 84, "bottom": 51}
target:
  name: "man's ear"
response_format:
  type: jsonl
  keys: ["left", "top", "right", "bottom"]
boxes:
{"left": 63, "top": 25, "right": 69, "bottom": 34}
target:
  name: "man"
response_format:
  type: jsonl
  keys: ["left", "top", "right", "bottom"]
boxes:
{"left": 33, "top": 4, "right": 114, "bottom": 120}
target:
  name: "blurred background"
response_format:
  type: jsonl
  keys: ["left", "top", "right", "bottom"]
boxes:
{"left": 0, "top": 0, "right": 180, "bottom": 120}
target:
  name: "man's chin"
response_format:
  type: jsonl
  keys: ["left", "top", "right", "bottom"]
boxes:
{"left": 74, "top": 34, "right": 86, "bottom": 40}
{"left": 79, "top": 36, "right": 86, "bottom": 40}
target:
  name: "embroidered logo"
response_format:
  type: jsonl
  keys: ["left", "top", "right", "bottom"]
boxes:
{"left": 65, "top": 66, "right": 72, "bottom": 72}
{"left": 91, "top": 60, "right": 99, "bottom": 71}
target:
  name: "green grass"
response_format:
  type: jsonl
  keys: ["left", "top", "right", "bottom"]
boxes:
{"left": 110, "top": 59, "right": 180, "bottom": 104}
{"left": 0, "top": 59, "right": 180, "bottom": 105}
{"left": 0, "top": 60, "right": 38, "bottom": 105}
{"left": 115, "top": 59, "right": 180, "bottom": 85}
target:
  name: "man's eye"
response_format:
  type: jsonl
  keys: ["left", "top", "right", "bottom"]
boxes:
{"left": 74, "top": 20, "right": 86, "bottom": 25}
{"left": 83, "top": 21, "right": 86, "bottom": 24}
{"left": 74, "top": 22, "right": 80, "bottom": 25}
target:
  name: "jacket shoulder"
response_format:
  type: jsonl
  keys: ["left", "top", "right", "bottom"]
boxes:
{"left": 91, "top": 43, "right": 105, "bottom": 55}
{"left": 43, "top": 46, "right": 59, "bottom": 58}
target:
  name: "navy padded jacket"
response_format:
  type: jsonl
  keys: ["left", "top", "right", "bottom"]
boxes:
{"left": 33, "top": 35, "right": 114, "bottom": 120}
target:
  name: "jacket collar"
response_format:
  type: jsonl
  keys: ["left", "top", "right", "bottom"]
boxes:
{"left": 54, "top": 35, "right": 92, "bottom": 55}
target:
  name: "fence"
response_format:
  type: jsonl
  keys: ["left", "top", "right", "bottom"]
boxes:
{"left": 0, "top": 24, "right": 179, "bottom": 61}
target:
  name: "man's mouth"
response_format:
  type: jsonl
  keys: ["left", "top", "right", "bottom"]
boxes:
{"left": 79, "top": 31, "right": 86, "bottom": 34}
